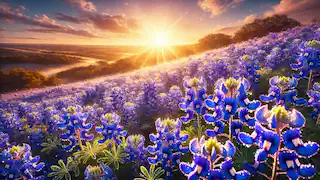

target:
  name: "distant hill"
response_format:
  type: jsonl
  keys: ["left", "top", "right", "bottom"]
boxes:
{"left": 214, "top": 26, "right": 241, "bottom": 35}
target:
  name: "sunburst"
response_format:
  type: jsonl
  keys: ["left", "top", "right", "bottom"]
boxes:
{"left": 133, "top": 14, "right": 186, "bottom": 68}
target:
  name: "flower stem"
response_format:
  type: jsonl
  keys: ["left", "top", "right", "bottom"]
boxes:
{"left": 271, "top": 127, "right": 280, "bottom": 180}
{"left": 229, "top": 115, "right": 233, "bottom": 141}
{"left": 308, "top": 70, "right": 313, "bottom": 90}
{"left": 197, "top": 113, "right": 201, "bottom": 139}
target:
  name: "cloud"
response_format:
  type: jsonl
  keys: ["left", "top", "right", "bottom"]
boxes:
{"left": 264, "top": 0, "right": 320, "bottom": 22}
{"left": 0, "top": 28, "right": 6, "bottom": 32}
{"left": 55, "top": 12, "right": 88, "bottom": 24}
{"left": 243, "top": 14, "right": 257, "bottom": 24}
{"left": 214, "top": 25, "right": 241, "bottom": 35}
{"left": 66, "top": 0, "right": 96, "bottom": 12}
{"left": 0, "top": 36, "right": 54, "bottom": 40}
{"left": 26, "top": 27, "right": 100, "bottom": 38}
{"left": 86, "top": 13, "right": 141, "bottom": 33}
{"left": 54, "top": 11, "right": 142, "bottom": 33}
{"left": 0, "top": 2, "right": 100, "bottom": 38}
{"left": 198, "top": 0, "right": 245, "bottom": 16}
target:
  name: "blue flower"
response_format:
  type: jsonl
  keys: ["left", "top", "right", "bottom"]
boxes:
{"left": 0, "top": 144, "right": 45, "bottom": 180}
{"left": 221, "top": 159, "right": 250, "bottom": 180}
{"left": 259, "top": 76, "right": 307, "bottom": 106}
{"left": 278, "top": 151, "right": 317, "bottom": 180}
{"left": 307, "top": 82, "right": 320, "bottom": 121}
{"left": 58, "top": 113, "right": 94, "bottom": 151}
{"left": 147, "top": 118, "right": 188, "bottom": 179}
{"left": 255, "top": 105, "right": 305, "bottom": 129}
{"left": 179, "top": 155, "right": 210, "bottom": 180}
{"left": 95, "top": 113, "right": 127, "bottom": 145}
{"left": 84, "top": 164, "right": 117, "bottom": 180}
{"left": 282, "top": 129, "right": 319, "bottom": 158}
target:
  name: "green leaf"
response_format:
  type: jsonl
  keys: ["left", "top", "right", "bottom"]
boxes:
{"left": 150, "top": 164, "right": 155, "bottom": 176}
{"left": 52, "top": 174, "right": 64, "bottom": 180}
{"left": 74, "top": 167, "right": 80, "bottom": 177}
{"left": 65, "top": 172, "right": 71, "bottom": 180}
{"left": 140, "top": 166, "right": 150, "bottom": 179}
{"left": 58, "top": 160, "right": 66, "bottom": 169}
{"left": 50, "top": 165, "right": 62, "bottom": 171}
{"left": 114, "top": 161, "right": 120, "bottom": 170}
{"left": 48, "top": 172, "right": 60, "bottom": 177}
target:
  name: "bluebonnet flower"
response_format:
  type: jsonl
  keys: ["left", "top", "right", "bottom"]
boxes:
{"left": 95, "top": 113, "right": 127, "bottom": 145}
{"left": 167, "top": 85, "right": 183, "bottom": 116}
{"left": 0, "top": 132, "right": 10, "bottom": 149}
{"left": 0, "top": 112, "right": 21, "bottom": 136}
{"left": 290, "top": 40, "right": 320, "bottom": 79}
{"left": 110, "top": 87, "right": 126, "bottom": 113}
{"left": 238, "top": 105, "right": 319, "bottom": 179}
{"left": 122, "top": 102, "right": 138, "bottom": 126}
{"left": 158, "top": 93, "right": 170, "bottom": 117}
{"left": 84, "top": 164, "right": 117, "bottom": 180}
{"left": 236, "top": 55, "right": 261, "bottom": 83}
{"left": 307, "top": 82, "right": 320, "bottom": 122}
{"left": 0, "top": 144, "right": 45, "bottom": 180}
{"left": 260, "top": 76, "right": 307, "bottom": 107}
{"left": 278, "top": 151, "right": 316, "bottom": 180}
{"left": 179, "top": 136, "right": 250, "bottom": 180}
{"left": 204, "top": 77, "right": 260, "bottom": 140}
{"left": 124, "top": 134, "right": 148, "bottom": 173}
{"left": 137, "top": 81, "right": 159, "bottom": 117}
{"left": 265, "top": 47, "right": 286, "bottom": 69}
{"left": 180, "top": 77, "right": 208, "bottom": 124}
{"left": 57, "top": 112, "right": 94, "bottom": 151}
{"left": 42, "top": 106, "right": 61, "bottom": 133}
{"left": 147, "top": 118, "right": 189, "bottom": 180}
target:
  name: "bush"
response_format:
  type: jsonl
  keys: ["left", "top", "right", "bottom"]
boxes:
{"left": 197, "top": 33, "right": 232, "bottom": 51}
{"left": 233, "top": 14, "right": 300, "bottom": 42}
{"left": 0, "top": 68, "right": 61, "bottom": 93}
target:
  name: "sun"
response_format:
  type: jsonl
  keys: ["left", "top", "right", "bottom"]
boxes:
{"left": 152, "top": 32, "right": 168, "bottom": 47}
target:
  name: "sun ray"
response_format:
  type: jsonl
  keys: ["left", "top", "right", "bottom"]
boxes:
{"left": 161, "top": 47, "right": 166, "bottom": 64}
{"left": 165, "top": 46, "right": 178, "bottom": 59}
{"left": 140, "top": 47, "right": 155, "bottom": 67}
{"left": 133, "top": 47, "right": 152, "bottom": 64}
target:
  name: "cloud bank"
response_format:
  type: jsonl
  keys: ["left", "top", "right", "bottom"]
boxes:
{"left": 264, "top": 0, "right": 320, "bottom": 23}
{"left": 0, "top": 2, "right": 100, "bottom": 38}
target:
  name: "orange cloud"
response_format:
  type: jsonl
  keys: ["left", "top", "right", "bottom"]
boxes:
{"left": 198, "top": 0, "right": 245, "bottom": 16}
{"left": 264, "top": 0, "right": 320, "bottom": 22}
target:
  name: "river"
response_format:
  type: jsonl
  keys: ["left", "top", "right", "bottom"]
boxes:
{"left": 0, "top": 47, "right": 118, "bottom": 77}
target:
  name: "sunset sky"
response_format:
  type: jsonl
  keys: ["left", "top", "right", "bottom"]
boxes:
{"left": 0, "top": 0, "right": 319, "bottom": 45}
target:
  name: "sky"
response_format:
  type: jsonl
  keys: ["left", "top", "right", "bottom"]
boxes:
{"left": 0, "top": 0, "right": 320, "bottom": 45}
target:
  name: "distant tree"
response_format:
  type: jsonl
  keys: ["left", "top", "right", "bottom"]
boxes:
{"left": 198, "top": 33, "right": 232, "bottom": 50}
{"left": 0, "top": 68, "right": 61, "bottom": 93}
{"left": 233, "top": 14, "right": 301, "bottom": 42}
{"left": 311, "top": 18, "right": 320, "bottom": 23}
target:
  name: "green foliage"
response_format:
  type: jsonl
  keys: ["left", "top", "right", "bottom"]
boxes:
{"left": 198, "top": 33, "right": 232, "bottom": 51}
{"left": 134, "top": 164, "right": 164, "bottom": 180}
{"left": 41, "top": 135, "right": 62, "bottom": 154}
{"left": 233, "top": 14, "right": 300, "bottom": 42}
{"left": 48, "top": 157, "right": 80, "bottom": 180}
{"left": 98, "top": 142, "right": 127, "bottom": 170}
{"left": 73, "top": 140, "right": 108, "bottom": 165}
{"left": 0, "top": 68, "right": 61, "bottom": 93}
{"left": 182, "top": 124, "right": 206, "bottom": 145}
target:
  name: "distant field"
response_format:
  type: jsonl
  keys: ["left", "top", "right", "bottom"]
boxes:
{"left": 0, "top": 43, "right": 144, "bottom": 61}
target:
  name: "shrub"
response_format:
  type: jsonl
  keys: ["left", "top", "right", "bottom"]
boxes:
{"left": 197, "top": 33, "right": 232, "bottom": 51}
{"left": 0, "top": 68, "right": 61, "bottom": 93}
{"left": 233, "top": 14, "right": 300, "bottom": 42}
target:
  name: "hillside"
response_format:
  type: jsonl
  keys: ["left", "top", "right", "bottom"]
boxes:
{"left": 0, "top": 23, "right": 320, "bottom": 180}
